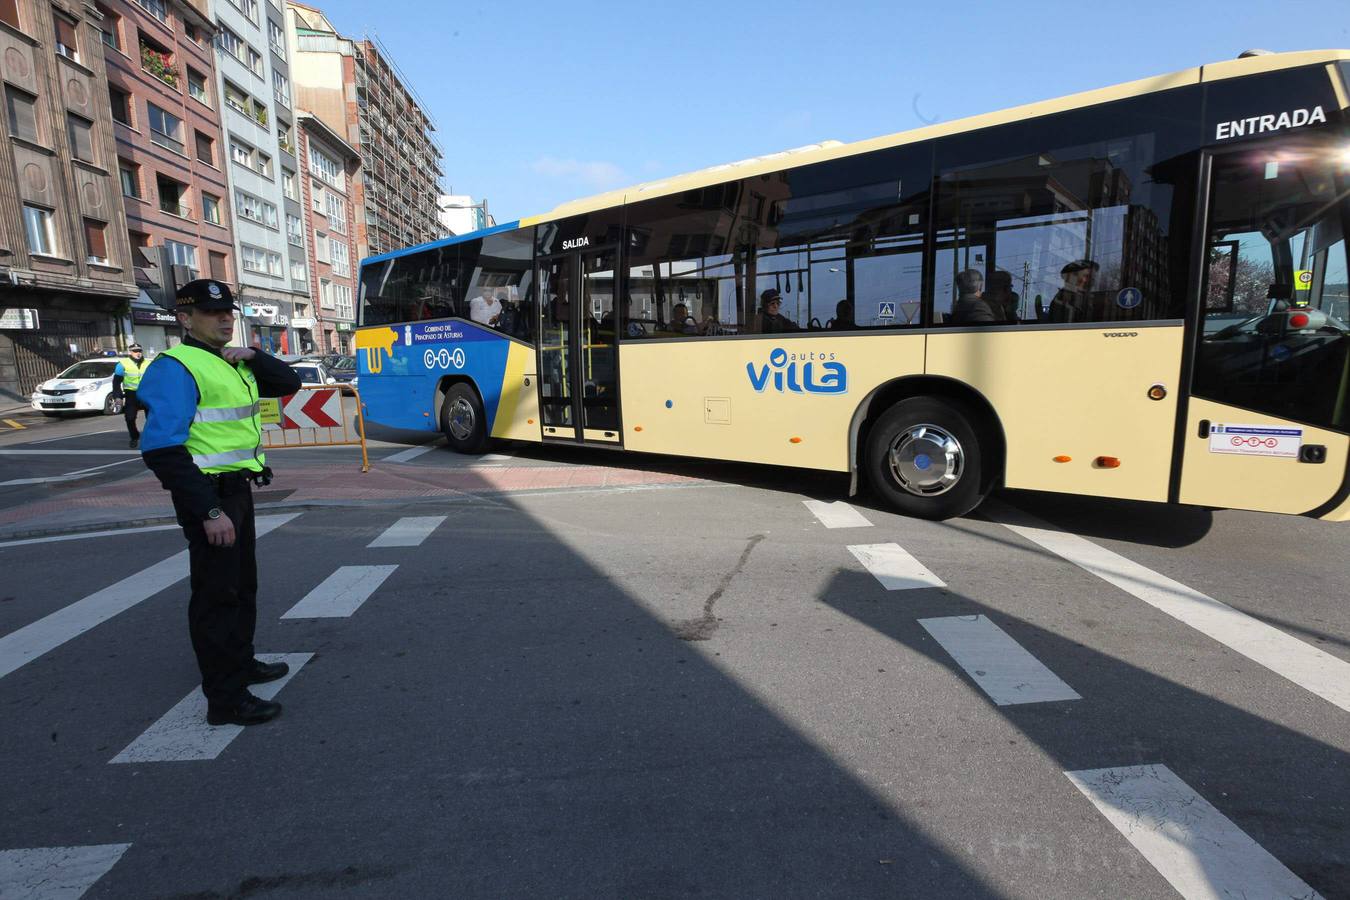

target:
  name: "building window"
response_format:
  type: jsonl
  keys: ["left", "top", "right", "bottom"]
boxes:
{"left": 108, "top": 85, "right": 131, "bottom": 126}
{"left": 53, "top": 15, "right": 79, "bottom": 63}
{"left": 66, "top": 114, "right": 95, "bottom": 164}
{"left": 330, "top": 238, "right": 349, "bottom": 276}
{"left": 119, "top": 161, "right": 139, "bottom": 198}
{"left": 5, "top": 86, "right": 40, "bottom": 143}
{"left": 22, "top": 204, "right": 57, "bottom": 255}
{"left": 230, "top": 138, "right": 252, "bottom": 167}
{"left": 241, "top": 243, "right": 280, "bottom": 276}
{"left": 314, "top": 230, "right": 328, "bottom": 263}
{"left": 194, "top": 130, "right": 214, "bottom": 164}
{"left": 139, "top": 36, "right": 176, "bottom": 87}
{"left": 318, "top": 278, "right": 333, "bottom": 309}
{"left": 223, "top": 80, "right": 249, "bottom": 116}
{"left": 147, "top": 102, "right": 183, "bottom": 152}
{"left": 157, "top": 173, "right": 189, "bottom": 218}
{"left": 187, "top": 68, "right": 209, "bottom": 104}
{"left": 325, "top": 192, "right": 346, "bottom": 234}
{"left": 165, "top": 239, "right": 197, "bottom": 270}
{"left": 217, "top": 26, "right": 244, "bottom": 64}
{"left": 0, "top": 0, "right": 20, "bottom": 30}
{"left": 97, "top": 5, "right": 121, "bottom": 51}
{"left": 268, "top": 19, "right": 286, "bottom": 57}
{"left": 229, "top": 0, "right": 258, "bottom": 24}
{"left": 333, "top": 283, "right": 353, "bottom": 319}
{"left": 234, "top": 189, "right": 277, "bottom": 228}
{"left": 256, "top": 150, "right": 272, "bottom": 178}
{"left": 209, "top": 250, "right": 229, "bottom": 281}
{"left": 308, "top": 145, "right": 342, "bottom": 188}
{"left": 247, "top": 46, "right": 262, "bottom": 78}
{"left": 286, "top": 213, "right": 303, "bottom": 246}
{"left": 282, "top": 168, "right": 296, "bottom": 200}
{"left": 277, "top": 123, "right": 293, "bottom": 155}
{"left": 202, "top": 192, "right": 221, "bottom": 224}
{"left": 133, "top": 0, "right": 167, "bottom": 24}
{"left": 311, "top": 181, "right": 324, "bottom": 212}
{"left": 84, "top": 218, "right": 108, "bottom": 264}
{"left": 272, "top": 69, "right": 289, "bottom": 105}
{"left": 290, "top": 258, "right": 306, "bottom": 282}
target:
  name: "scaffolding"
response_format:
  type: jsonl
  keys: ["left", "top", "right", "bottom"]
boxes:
{"left": 350, "top": 31, "right": 445, "bottom": 257}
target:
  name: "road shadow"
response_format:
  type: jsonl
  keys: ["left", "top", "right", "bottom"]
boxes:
{"left": 815, "top": 536, "right": 1349, "bottom": 899}
{"left": 0, "top": 464, "right": 1006, "bottom": 899}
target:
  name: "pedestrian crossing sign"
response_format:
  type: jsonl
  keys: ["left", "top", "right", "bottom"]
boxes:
{"left": 879, "top": 301, "right": 896, "bottom": 319}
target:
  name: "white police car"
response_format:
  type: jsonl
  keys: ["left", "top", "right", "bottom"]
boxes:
{"left": 30, "top": 358, "right": 121, "bottom": 416}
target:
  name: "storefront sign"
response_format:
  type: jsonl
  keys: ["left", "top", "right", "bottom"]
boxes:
{"left": 132, "top": 308, "right": 178, "bottom": 325}
{"left": 0, "top": 308, "right": 40, "bottom": 330}
{"left": 336, "top": 322, "right": 353, "bottom": 332}
{"left": 292, "top": 317, "right": 317, "bottom": 330}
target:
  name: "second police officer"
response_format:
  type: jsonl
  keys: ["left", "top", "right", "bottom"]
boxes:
{"left": 137, "top": 279, "right": 302, "bottom": 727}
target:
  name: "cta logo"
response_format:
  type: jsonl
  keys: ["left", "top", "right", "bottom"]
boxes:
{"left": 746, "top": 347, "right": 846, "bottom": 395}
{"left": 424, "top": 347, "right": 466, "bottom": 370}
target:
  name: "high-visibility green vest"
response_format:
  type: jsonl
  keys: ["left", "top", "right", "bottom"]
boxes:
{"left": 161, "top": 344, "right": 265, "bottom": 474}
{"left": 120, "top": 356, "right": 149, "bottom": 391}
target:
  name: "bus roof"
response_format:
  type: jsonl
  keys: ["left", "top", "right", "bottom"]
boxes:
{"left": 520, "top": 49, "right": 1349, "bottom": 225}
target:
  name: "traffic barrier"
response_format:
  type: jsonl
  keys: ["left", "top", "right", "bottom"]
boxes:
{"left": 260, "top": 384, "right": 369, "bottom": 471}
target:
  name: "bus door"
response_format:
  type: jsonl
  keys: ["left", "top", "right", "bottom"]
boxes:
{"left": 536, "top": 246, "right": 622, "bottom": 444}
{"left": 1178, "top": 138, "right": 1350, "bottom": 515}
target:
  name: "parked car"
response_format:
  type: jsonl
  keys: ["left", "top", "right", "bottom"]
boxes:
{"left": 289, "top": 361, "right": 337, "bottom": 387}
{"left": 30, "top": 359, "right": 121, "bottom": 416}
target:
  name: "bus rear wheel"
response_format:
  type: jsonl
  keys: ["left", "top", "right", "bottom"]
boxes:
{"left": 866, "top": 397, "right": 986, "bottom": 520}
{"left": 440, "top": 382, "right": 489, "bottom": 453}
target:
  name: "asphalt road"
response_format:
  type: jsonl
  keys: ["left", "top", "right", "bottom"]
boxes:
{"left": 0, "top": 412, "right": 1346, "bottom": 898}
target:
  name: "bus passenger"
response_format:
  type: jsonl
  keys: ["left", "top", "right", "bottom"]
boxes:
{"left": 951, "top": 269, "right": 1004, "bottom": 325}
{"left": 985, "top": 270, "right": 1021, "bottom": 322}
{"left": 470, "top": 290, "right": 503, "bottom": 327}
{"left": 1048, "top": 260, "right": 1099, "bottom": 323}
{"left": 665, "top": 303, "right": 698, "bottom": 335}
{"left": 828, "top": 299, "right": 854, "bottom": 330}
{"left": 759, "top": 289, "right": 801, "bottom": 333}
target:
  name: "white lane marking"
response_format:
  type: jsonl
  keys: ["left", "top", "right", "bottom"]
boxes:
{"left": 0, "top": 843, "right": 132, "bottom": 899}
{"left": 28, "top": 429, "right": 118, "bottom": 445}
{"left": 0, "top": 523, "right": 179, "bottom": 549}
{"left": 0, "top": 457, "right": 141, "bottom": 487}
{"left": 993, "top": 504, "right": 1350, "bottom": 714}
{"left": 368, "top": 516, "right": 445, "bottom": 548}
{"left": 1066, "top": 764, "right": 1322, "bottom": 900}
{"left": 110, "top": 653, "right": 311, "bottom": 763}
{"left": 802, "top": 499, "right": 873, "bottom": 529}
{"left": 0, "top": 514, "right": 301, "bottom": 681}
{"left": 0, "top": 449, "right": 138, "bottom": 456}
{"left": 281, "top": 565, "right": 397, "bottom": 618}
{"left": 918, "top": 615, "right": 1081, "bottom": 705}
{"left": 847, "top": 543, "right": 946, "bottom": 590}
{"left": 384, "top": 444, "right": 438, "bottom": 463}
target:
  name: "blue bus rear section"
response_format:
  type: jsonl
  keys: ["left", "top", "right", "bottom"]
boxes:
{"left": 357, "top": 319, "right": 514, "bottom": 432}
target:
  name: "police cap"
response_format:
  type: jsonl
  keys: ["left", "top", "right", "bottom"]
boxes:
{"left": 175, "top": 279, "right": 239, "bottom": 311}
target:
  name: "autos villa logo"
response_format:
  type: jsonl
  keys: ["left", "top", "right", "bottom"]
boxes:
{"left": 746, "top": 347, "right": 847, "bottom": 395}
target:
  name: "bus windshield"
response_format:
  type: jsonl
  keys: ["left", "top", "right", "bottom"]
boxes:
{"left": 1196, "top": 132, "right": 1350, "bottom": 430}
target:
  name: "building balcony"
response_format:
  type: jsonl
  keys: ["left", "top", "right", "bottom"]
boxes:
{"left": 140, "top": 43, "right": 178, "bottom": 88}
{"left": 159, "top": 200, "right": 192, "bottom": 219}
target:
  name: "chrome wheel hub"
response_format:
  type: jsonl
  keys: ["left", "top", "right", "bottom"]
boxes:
{"left": 888, "top": 424, "right": 964, "bottom": 496}
{"left": 447, "top": 398, "right": 475, "bottom": 441}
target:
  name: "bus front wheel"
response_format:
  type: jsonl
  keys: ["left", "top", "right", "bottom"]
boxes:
{"left": 866, "top": 397, "right": 986, "bottom": 520}
{"left": 440, "top": 382, "right": 489, "bottom": 453}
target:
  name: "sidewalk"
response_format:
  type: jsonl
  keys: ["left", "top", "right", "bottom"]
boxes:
{"left": 0, "top": 459, "right": 704, "bottom": 539}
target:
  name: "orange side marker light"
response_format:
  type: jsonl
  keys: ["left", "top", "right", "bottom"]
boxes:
{"left": 1053, "top": 455, "right": 1072, "bottom": 463}
{"left": 1095, "top": 456, "right": 1122, "bottom": 468}
{"left": 789, "top": 437, "right": 803, "bottom": 444}
{"left": 634, "top": 426, "right": 643, "bottom": 432}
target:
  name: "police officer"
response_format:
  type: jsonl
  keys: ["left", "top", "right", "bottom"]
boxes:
{"left": 138, "top": 280, "right": 302, "bottom": 726}
{"left": 112, "top": 343, "right": 149, "bottom": 448}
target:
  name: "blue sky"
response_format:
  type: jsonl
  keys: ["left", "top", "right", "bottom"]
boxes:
{"left": 312, "top": 0, "right": 1350, "bottom": 224}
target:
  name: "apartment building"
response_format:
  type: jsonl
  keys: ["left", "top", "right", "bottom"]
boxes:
{"left": 213, "top": 0, "right": 305, "bottom": 353}
{"left": 101, "top": 0, "right": 233, "bottom": 353}
{"left": 285, "top": 2, "right": 441, "bottom": 260}
{"left": 0, "top": 0, "right": 138, "bottom": 401}
{"left": 296, "top": 111, "right": 353, "bottom": 353}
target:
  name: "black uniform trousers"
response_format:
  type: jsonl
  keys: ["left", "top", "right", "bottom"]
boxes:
{"left": 172, "top": 474, "right": 257, "bottom": 705}
{"left": 123, "top": 390, "right": 142, "bottom": 440}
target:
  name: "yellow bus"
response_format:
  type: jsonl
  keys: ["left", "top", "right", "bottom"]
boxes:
{"left": 357, "top": 49, "right": 1350, "bottom": 520}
